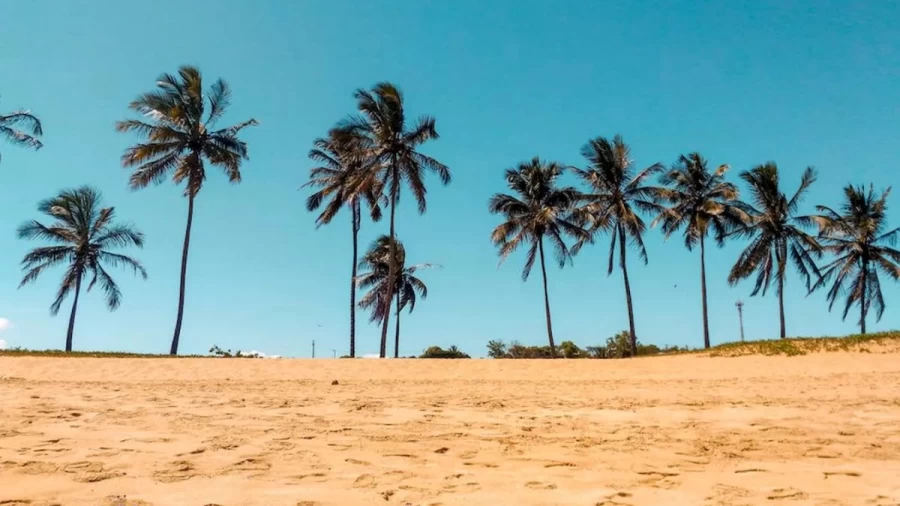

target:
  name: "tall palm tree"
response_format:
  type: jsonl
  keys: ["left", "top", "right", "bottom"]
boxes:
{"left": 489, "top": 158, "right": 588, "bottom": 356}
{"left": 304, "top": 128, "right": 383, "bottom": 358}
{"left": 810, "top": 185, "right": 900, "bottom": 334}
{"left": 572, "top": 135, "right": 664, "bottom": 356}
{"left": 727, "top": 163, "right": 822, "bottom": 338}
{"left": 654, "top": 153, "right": 746, "bottom": 348}
{"left": 1, "top": 105, "right": 43, "bottom": 162}
{"left": 17, "top": 187, "right": 146, "bottom": 351}
{"left": 356, "top": 236, "right": 432, "bottom": 358}
{"left": 116, "top": 66, "right": 257, "bottom": 355}
{"left": 342, "top": 83, "right": 449, "bottom": 358}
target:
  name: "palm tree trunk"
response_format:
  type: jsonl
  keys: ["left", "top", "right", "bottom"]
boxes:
{"left": 394, "top": 290, "right": 401, "bottom": 358}
{"left": 700, "top": 234, "right": 710, "bottom": 349}
{"left": 349, "top": 202, "right": 360, "bottom": 358}
{"left": 778, "top": 272, "right": 786, "bottom": 339}
{"left": 379, "top": 163, "right": 399, "bottom": 359}
{"left": 860, "top": 258, "right": 868, "bottom": 335}
{"left": 65, "top": 275, "right": 82, "bottom": 352}
{"left": 538, "top": 237, "right": 557, "bottom": 357}
{"left": 170, "top": 193, "right": 195, "bottom": 356}
{"left": 618, "top": 226, "right": 637, "bottom": 357}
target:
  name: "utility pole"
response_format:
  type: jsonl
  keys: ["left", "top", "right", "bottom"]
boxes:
{"left": 332, "top": 349, "right": 336, "bottom": 359}
{"left": 312, "top": 339, "right": 315, "bottom": 358}
{"left": 735, "top": 300, "right": 745, "bottom": 342}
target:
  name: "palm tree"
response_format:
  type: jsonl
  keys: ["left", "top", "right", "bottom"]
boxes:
{"left": 727, "top": 163, "right": 822, "bottom": 338}
{"left": 654, "top": 153, "right": 746, "bottom": 348}
{"left": 488, "top": 158, "right": 588, "bottom": 356}
{"left": 810, "top": 185, "right": 900, "bottom": 334}
{"left": 17, "top": 187, "right": 146, "bottom": 351}
{"left": 356, "top": 236, "right": 432, "bottom": 358}
{"left": 342, "top": 83, "right": 449, "bottom": 358}
{"left": 116, "top": 66, "right": 257, "bottom": 355}
{"left": 572, "top": 135, "right": 664, "bottom": 356}
{"left": 304, "top": 128, "right": 383, "bottom": 358}
{"left": 1, "top": 105, "right": 43, "bottom": 162}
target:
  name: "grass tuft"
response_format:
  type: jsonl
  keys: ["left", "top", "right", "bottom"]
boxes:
{"left": 708, "top": 331, "right": 900, "bottom": 357}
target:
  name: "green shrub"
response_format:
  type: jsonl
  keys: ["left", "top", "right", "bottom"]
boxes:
{"left": 420, "top": 345, "right": 470, "bottom": 359}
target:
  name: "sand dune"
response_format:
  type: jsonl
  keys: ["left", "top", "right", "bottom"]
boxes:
{"left": 1, "top": 352, "right": 899, "bottom": 505}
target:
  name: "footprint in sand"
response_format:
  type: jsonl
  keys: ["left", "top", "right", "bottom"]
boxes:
{"left": 525, "top": 481, "right": 557, "bottom": 490}
{"left": 221, "top": 457, "right": 271, "bottom": 475}
{"left": 287, "top": 472, "right": 329, "bottom": 484}
{"left": 152, "top": 460, "right": 200, "bottom": 483}
{"left": 766, "top": 488, "right": 808, "bottom": 500}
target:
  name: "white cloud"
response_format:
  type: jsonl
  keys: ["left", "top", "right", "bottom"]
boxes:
{"left": 237, "top": 350, "right": 281, "bottom": 359}
{"left": 0, "top": 339, "right": 7, "bottom": 350}
{"left": 0, "top": 318, "right": 10, "bottom": 331}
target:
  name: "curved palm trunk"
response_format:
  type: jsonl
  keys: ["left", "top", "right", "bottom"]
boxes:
{"left": 538, "top": 237, "right": 557, "bottom": 357}
{"left": 700, "top": 234, "right": 710, "bottom": 349}
{"left": 349, "top": 202, "right": 360, "bottom": 358}
{"left": 65, "top": 275, "right": 83, "bottom": 352}
{"left": 618, "top": 226, "right": 637, "bottom": 357}
{"left": 394, "top": 290, "right": 401, "bottom": 358}
{"left": 379, "top": 163, "right": 399, "bottom": 359}
{"left": 170, "top": 194, "right": 195, "bottom": 356}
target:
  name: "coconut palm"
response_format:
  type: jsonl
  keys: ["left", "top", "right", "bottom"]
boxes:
{"left": 342, "top": 83, "right": 449, "bottom": 358}
{"left": 304, "top": 128, "right": 383, "bottom": 358}
{"left": 654, "top": 153, "right": 746, "bottom": 348}
{"left": 810, "top": 185, "right": 900, "bottom": 334}
{"left": 727, "top": 163, "right": 822, "bottom": 338}
{"left": 356, "top": 236, "right": 433, "bottom": 358}
{"left": 17, "top": 187, "right": 146, "bottom": 351}
{"left": 116, "top": 66, "right": 257, "bottom": 355}
{"left": 571, "top": 135, "right": 664, "bottom": 355}
{"left": 1, "top": 106, "right": 43, "bottom": 162}
{"left": 489, "top": 158, "right": 588, "bottom": 356}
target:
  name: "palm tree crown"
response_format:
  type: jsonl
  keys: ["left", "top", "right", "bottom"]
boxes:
{"left": 116, "top": 66, "right": 257, "bottom": 196}
{"left": 572, "top": 135, "right": 664, "bottom": 354}
{"left": 489, "top": 158, "right": 587, "bottom": 355}
{"left": 655, "top": 153, "right": 746, "bottom": 348}
{"left": 811, "top": 185, "right": 900, "bottom": 333}
{"left": 342, "top": 82, "right": 449, "bottom": 358}
{"left": 1, "top": 105, "right": 43, "bottom": 162}
{"left": 727, "top": 163, "right": 821, "bottom": 338}
{"left": 17, "top": 186, "right": 146, "bottom": 351}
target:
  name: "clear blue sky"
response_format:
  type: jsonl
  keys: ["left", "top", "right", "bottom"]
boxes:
{"left": 1, "top": 1, "right": 898, "bottom": 356}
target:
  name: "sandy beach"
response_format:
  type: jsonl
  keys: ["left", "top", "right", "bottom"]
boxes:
{"left": 1, "top": 352, "right": 899, "bottom": 506}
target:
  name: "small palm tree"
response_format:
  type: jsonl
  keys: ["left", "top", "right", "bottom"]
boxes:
{"left": 810, "top": 185, "right": 900, "bottom": 334}
{"left": 1, "top": 105, "right": 43, "bottom": 162}
{"left": 117, "top": 66, "right": 257, "bottom": 355}
{"left": 727, "top": 163, "right": 822, "bottom": 338}
{"left": 356, "top": 236, "right": 432, "bottom": 358}
{"left": 489, "top": 158, "right": 588, "bottom": 356}
{"left": 654, "top": 153, "right": 746, "bottom": 348}
{"left": 572, "top": 135, "right": 664, "bottom": 355}
{"left": 17, "top": 187, "right": 146, "bottom": 351}
{"left": 343, "top": 83, "right": 449, "bottom": 357}
{"left": 304, "top": 128, "right": 383, "bottom": 358}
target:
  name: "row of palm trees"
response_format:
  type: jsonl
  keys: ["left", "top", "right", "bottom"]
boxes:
{"left": 6, "top": 67, "right": 899, "bottom": 356}
{"left": 490, "top": 139, "right": 900, "bottom": 356}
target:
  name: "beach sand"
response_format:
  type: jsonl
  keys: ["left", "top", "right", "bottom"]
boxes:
{"left": 1, "top": 352, "right": 899, "bottom": 505}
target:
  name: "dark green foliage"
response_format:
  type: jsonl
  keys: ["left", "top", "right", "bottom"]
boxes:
{"left": 487, "top": 334, "right": 683, "bottom": 359}
{"left": 486, "top": 339, "right": 508, "bottom": 358}
{"left": 420, "top": 345, "right": 470, "bottom": 359}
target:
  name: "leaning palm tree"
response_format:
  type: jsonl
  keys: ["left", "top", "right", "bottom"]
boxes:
{"left": 342, "top": 83, "right": 450, "bottom": 358}
{"left": 17, "top": 187, "right": 146, "bottom": 351}
{"left": 489, "top": 158, "right": 588, "bottom": 356}
{"left": 572, "top": 135, "right": 664, "bottom": 356}
{"left": 654, "top": 153, "right": 746, "bottom": 348}
{"left": 304, "top": 128, "right": 383, "bottom": 358}
{"left": 810, "top": 185, "right": 900, "bottom": 334}
{"left": 727, "top": 163, "right": 822, "bottom": 338}
{"left": 1, "top": 105, "right": 43, "bottom": 162}
{"left": 116, "top": 66, "right": 257, "bottom": 355}
{"left": 356, "top": 236, "right": 432, "bottom": 358}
